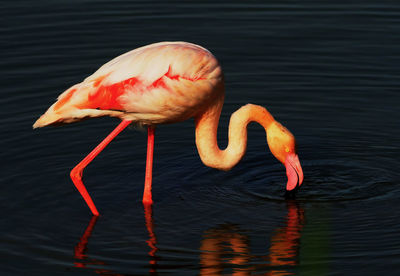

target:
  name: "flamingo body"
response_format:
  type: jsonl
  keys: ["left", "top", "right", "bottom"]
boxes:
{"left": 34, "top": 42, "right": 303, "bottom": 216}
{"left": 34, "top": 42, "right": 223, "bottom": 128}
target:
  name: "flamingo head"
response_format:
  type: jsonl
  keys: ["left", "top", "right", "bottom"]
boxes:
{"left": 267, "top": 121, "right": 304, "bottom": 191}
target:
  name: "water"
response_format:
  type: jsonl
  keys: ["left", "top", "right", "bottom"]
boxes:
{"left": 1, "top": 0, "right": 400, "bottom": 275}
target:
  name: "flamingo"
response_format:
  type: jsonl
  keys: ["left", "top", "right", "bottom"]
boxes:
{"left": 33, "top": 41, "right": 304, "bottom": 216}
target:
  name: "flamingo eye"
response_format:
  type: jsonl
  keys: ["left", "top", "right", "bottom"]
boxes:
{"left": 285, "top": 148, "right": 290, "bottom": 153}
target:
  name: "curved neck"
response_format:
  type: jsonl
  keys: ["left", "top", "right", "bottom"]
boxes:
{"left": 194, "top": 103, "right": 275, "bottom": 170}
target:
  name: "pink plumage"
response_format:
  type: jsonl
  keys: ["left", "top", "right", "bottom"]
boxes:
{"left": 33, "top": 42, "right": 223, "bottom": 128}
{"left": 34, "top": 41, "right": 303, "bottom": 216}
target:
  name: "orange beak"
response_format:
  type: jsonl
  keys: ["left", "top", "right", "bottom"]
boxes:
{"left": 284, "top": 153, "right": 304, "bottom": 191}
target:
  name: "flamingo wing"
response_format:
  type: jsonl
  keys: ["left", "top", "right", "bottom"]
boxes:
{"left": 33, "top": 42, "right": 223, "bottom": 128}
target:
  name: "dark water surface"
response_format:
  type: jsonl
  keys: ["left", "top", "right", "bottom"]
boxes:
{"left": 2, "top": 0, "right": 400, "bottom": 275}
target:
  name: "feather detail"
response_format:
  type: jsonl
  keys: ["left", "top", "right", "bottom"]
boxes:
{"left": 33, "top": 41, "right": 223, "bottom": 128}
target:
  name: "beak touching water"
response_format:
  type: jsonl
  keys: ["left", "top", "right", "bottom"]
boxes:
{"left": 284, "top": 153, "right": 304, "bottom": 191}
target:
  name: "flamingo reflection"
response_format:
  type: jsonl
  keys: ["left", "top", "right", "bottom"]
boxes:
{"left": 74, "top": 216, "right": 121, "bottom": 275}
{"left": 200, "top": 201, "right": 305, "bottom": 275}
{"left": 74, "top": 215, "right": 98, "bottom": 268}
{"left": 200, "top": 224, "right": 251, "bottom": 275}
{"left": 267, "top": 201, "right": 305, "bottom": 272}
{"left": 73, "top": 202, "right": 304, "bottom": 275}
{"left": 73, "top": 204, "right": 158, "bottom": 275}
{"left": 143, "top": 203, "right": 158, "bottom": 273}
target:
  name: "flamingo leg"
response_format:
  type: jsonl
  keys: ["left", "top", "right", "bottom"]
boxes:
{"left": 143, "top": 126, "right": 155, "bottom": 204}
{"left": 70, "top": 120, "right": 132, "bottom": 216}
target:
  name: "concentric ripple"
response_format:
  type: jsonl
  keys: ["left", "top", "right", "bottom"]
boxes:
{"left": 240, "top": 158, "right": 398, "bottom": 202}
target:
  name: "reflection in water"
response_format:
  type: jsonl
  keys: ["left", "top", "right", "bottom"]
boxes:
{"left": 73, "top": 216, "right": 120, "bottom": 275}
{"left": 266, "top": 201, "right": 305, "bottom": 275}
{"left": 74, "top": 215, "right": 98, "bottom": 268}
{"left": 73, "top": 204, "right": 159, "bottom": 275}
{"left": 200, "top": 224, "right": 251, "bottom": 276}
{"left": 144, "top": 203, "right": 158, "bottom": 274}
{"left": 73, "top": 202, "right": 304, "bottom": 275}
{"left": 200, "top": 202, "right": 305, "bottom": 275}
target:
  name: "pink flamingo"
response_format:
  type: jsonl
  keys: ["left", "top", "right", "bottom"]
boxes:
{"left": 33, "top": 42, "right": 303, "bottom": 216}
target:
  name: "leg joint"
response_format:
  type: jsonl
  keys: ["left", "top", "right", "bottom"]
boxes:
{"left": 70, "top": 167, "right": 83, "bottom": 181}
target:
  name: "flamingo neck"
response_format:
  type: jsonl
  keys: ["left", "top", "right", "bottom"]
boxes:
{"left": 194, "top": 103, "right": 275, "bottom": 170}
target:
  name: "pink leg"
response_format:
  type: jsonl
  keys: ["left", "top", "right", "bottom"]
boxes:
{"left": 143, "top": 126, "right": 155, "bottom": 205}
{"left": 70, "top": 120, "right": 132, "bottom": 216}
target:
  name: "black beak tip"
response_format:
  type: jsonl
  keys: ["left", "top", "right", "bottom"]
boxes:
{"left": 284, "top": 183, "right": 300, "bottom": 199}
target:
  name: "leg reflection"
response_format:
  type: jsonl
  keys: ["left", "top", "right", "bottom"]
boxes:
{"left": 73, "top": 206, "right": 159, "bottom": 275}
{"left": 144, "top": 203, "right": 158, "bottom": 273}
{"left": 74, "top": 215, "right": 99, "bottom": 268}
{"left": 73, "top": 216, "right": 119, "bottom": 275}
{"left": 74, "top": 216, "right": 120, "bottom": 276}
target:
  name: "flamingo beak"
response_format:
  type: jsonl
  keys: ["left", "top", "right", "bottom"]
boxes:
{"left": 284, "top": 153, "right": 304, "bottom": 191}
